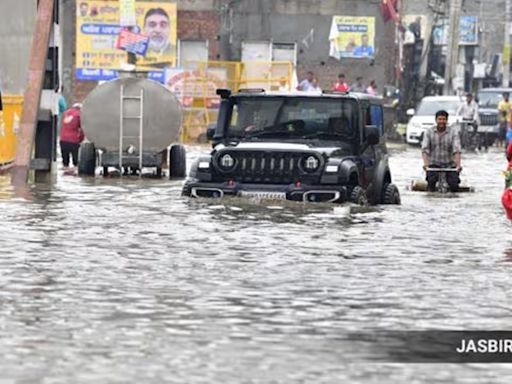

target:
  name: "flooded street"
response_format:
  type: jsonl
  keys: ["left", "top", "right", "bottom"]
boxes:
{"left": 1, "top": 144, "right": 512, "bottom": 383}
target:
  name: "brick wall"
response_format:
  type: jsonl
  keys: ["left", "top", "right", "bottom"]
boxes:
{"left": 177, "top": 10, "right": 220, "bottom": 60}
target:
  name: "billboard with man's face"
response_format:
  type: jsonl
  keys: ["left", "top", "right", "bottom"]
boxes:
{"left": 75, "top": 0, "right": 177, "bottom": 81}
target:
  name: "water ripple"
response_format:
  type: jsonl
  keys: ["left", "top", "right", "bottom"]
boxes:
{"left": 0, "top": 146, "right": 511, "bottom": 382}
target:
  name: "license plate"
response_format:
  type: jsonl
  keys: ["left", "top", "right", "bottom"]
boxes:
{"left": 240, "top": 191, "right": 287, "bottom": 200}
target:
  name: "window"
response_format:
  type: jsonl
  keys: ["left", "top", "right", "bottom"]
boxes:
{"left": 370, "top": 104, "right": 384, "bottom": 135}
{"left": 227, "top": 97, "right": 358, "bottom": 141}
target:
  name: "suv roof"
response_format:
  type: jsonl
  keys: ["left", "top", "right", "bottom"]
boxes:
{"left": 232, "top": 89, "right": 383, "bottom": 103}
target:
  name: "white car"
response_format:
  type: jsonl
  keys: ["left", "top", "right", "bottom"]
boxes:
{"left": 406, "top": 96, "right": 463, "bottom": 145}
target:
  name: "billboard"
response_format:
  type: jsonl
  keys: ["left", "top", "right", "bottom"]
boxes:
{"left": 329, "top": 16, "right": 376, "bottom": 59}
{"left": 75, "top": 0, "right": 177, "bottom": 81}
{"left": 432, "top": 16, "right": 478, "bottom": 46}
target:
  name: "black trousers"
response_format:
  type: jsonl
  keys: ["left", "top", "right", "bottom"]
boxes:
{"left": 426, "top": 164, "right": 460, "bottom": 192}
{"left": 60, "top": 141, "right": 80, "bottom": 167}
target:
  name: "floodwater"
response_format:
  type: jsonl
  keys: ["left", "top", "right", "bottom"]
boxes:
{"left": 1, "top": 144, "right": 512, "bottom": 383}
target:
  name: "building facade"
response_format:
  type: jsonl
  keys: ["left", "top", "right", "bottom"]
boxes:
{"left": 63, "top": 0, "right": 398, "bottom": 102}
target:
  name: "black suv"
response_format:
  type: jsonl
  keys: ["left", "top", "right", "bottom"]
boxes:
{"left": 182, "top": 89, "right": 400, "bottom": 205}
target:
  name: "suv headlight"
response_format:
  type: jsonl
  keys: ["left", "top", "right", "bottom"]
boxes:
{"left": 302, "top": 155, "right": 320, "bottom": 172}
{"left": 219, "top": 153, "right": 236, "bottom": 170}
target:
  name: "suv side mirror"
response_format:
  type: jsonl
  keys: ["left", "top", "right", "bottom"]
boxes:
{"left": 406, "top": 108, "right": 415, "bottom": 116}
{"left": 206, "top": 123, "right": 216, "bottom": 140}
{"left": 365, "top": 125, "right": 380, "bottom": 145}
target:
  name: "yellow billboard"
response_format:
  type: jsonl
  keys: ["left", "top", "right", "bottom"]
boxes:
{"left": 76, "top": 0, "right": 177, "bottom": 81}
{"left": 329, "top": 16, "right": 376, "bottom": 59}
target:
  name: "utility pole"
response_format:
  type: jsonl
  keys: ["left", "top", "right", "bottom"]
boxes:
{"left": 11, "top": 0, "right": 55, "bottom": 185}
{"left": 503, "top": 0, "right": 511, "bottom": 87}
{"left": 443, "top": 0, "right": 462, "bottom": 95}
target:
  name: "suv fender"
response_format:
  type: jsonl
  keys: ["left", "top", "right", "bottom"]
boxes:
{"left": 368, "top": 157, "right": 391, "bottom": 205}
{"left": 338, "top": 159, "right": 359, "bottom": 185}
{"left": 190, "top": 155, "right": 213, "bottom": 181}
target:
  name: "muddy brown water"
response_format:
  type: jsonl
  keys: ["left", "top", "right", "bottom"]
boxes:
{"left": 0, "top": 144, "right": 511, "bottom": 383}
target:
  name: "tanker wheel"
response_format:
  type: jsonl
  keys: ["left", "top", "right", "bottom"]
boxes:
{"left": 78, "top": 142, "right": 96, "bottom": 176}
{"left": 169, "top": 144, "right": 187, "bottom": 179}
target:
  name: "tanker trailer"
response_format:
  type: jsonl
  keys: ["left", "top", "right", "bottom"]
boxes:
{"left": 78, "top": 77, "right": 186, "bottom": 178}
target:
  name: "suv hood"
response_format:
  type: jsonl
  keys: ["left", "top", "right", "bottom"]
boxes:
{"left": 216, "top": 142, "right": 348, "bottom": 157}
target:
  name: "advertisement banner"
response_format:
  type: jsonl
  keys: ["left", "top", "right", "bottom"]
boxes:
{"left": 165, "top": 68, "right": 228, "bottom": 109}
{"left": 116, "top": 28, "right": 149, "bottom": 56}
{"left": 76, "top": 0, "right": 177, "bottom": 81}
{"left": 432, "top": 16, "right": 478, "bottom": 46}
{"left": 329, "top": 16, "right": 376, "bottom": 59}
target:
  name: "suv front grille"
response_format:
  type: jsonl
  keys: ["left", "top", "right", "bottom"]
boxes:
{"left": 213, "top": 151, "right": 321, "bottom": 184}
{"left": 479, "top": 113, "right": 498, "bottom": 126}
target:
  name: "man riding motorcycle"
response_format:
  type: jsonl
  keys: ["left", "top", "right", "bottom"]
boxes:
{"left": 456, "top": 92, "right": 481, "bottom": 149}
{"left": 422, "top": 110, "right": 462, "bottom": 193}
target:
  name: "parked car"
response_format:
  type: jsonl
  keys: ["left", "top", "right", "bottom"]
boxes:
{"left": 477, "top": 87, "right": 512, "bottom": 147}
{"left": 406, "top": 95, "right": 463, "bottom": 145}
{"left": 182, "top": 89, "right": 400, "bottom": 205}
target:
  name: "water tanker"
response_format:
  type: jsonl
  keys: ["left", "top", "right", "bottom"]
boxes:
{"left": 78, "top": 76, "right": 186, "bottom": 178}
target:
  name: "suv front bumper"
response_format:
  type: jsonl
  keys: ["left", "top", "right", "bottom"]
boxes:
{"left": 183, "top": 180, "right": 350, "bottom": 203}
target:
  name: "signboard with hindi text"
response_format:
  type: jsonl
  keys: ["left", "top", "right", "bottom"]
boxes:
{"left": 432, "top": 16, "right": 478, "bottom": 46}
{"left": 76, "top": 0, "right": 177, "bottom": 81}
{"left": 116, "top": 29, "right": 149, "bottom": 56}
{"left": 329, "top": 16, "right": 376, "bottom": 59}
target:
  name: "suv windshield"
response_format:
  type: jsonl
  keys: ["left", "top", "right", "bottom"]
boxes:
{"left": 478, "top": 92, "right": 504, "bottom": 108}
{"left": 416, "top": 99, "right": 461, "bottom": 115}
{"left": 227, "top": 97, "right": 358, "bottom": 141}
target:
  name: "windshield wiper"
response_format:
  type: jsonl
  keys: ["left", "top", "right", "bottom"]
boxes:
{"left": 300, "top": 132, "right": 349, "bottom": 140}
{"left": 243, "top": 120, "right": 305, "bottom": 140}
{"left": 244, "top": 129, "right": 295, "bottom": 140}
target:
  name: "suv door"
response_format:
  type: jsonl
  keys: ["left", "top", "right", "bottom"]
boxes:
{"left": 359, "top": 102, "right": 378, "bottom": 188}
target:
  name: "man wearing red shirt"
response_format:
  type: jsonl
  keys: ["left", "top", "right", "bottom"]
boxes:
{"left": 60, "top": 103, "right": 85, "bottom": 169}
{"left": 332, "top": 73, "right": 349, "bottom": 92}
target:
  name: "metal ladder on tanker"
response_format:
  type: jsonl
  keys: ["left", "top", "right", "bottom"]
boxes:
{"left": 119, "top": 85, "right": 144, "bottom": 176}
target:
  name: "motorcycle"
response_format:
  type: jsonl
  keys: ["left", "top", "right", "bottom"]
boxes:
{"left": 458, "top": 119, "right": 485, "bottom": 152}
{"left": 409, "top": 167, "right": 474, "bottom": 193}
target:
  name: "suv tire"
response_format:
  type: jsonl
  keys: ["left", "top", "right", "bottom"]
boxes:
{"left": 350, "top": 186, "right": 368, "bottom": 206}
{"left": 382, "top": 183, "right": 401, "bottom": 205}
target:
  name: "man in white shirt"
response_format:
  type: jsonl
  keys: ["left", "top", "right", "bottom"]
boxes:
{"left": 456, "top": 92, "right": 480, "bottom": 125}
{"left": 456, "top": 92, "right": 482, "bottom": 149}
{"left": 297, "top": 71, "right": 315, "bottom": 92}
